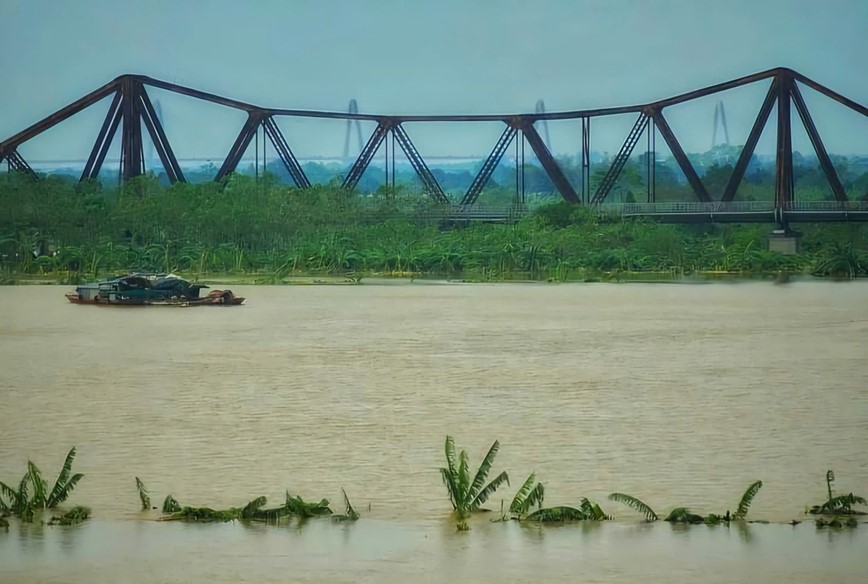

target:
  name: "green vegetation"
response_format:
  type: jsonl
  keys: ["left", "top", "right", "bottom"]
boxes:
{"left": 524, "top": 499, "right": 611, "bottom": 523}
{"left": 48, "top": 506, "right": 91, "bottom": 526}
{"left": 807, "top": 469, "right": 863, "bottom": 529}
{"left": 734, "top": 480, "right": 764, "bottom": 520}
{"left": 508, "top": 473, "right": 546, "bottom": 516}
{"left": 134, "top": 478, "right": 358, "bottom": 525}
{"left": 162, "top": 495, "right": 181, "bottom": 514}
{"left": 0, "top": 447, "right": 86, "bottom": 525}
{"left": 1, "top": 173, "right": 866, "bottom": 284}
{"left": 493, "top": 473, "right": 610, "bottom": 523}
{"left": 809, "top": 470, "right": 866, "bottom": 517}
{"left": 608, "top": 481, "right": 763, "bottom": 525}
{"left": 439, "top": 436, "right": 510, "bottom": 526}
{"left": 135, "top": 476, "right": 151, "bottom": 510}
{"left": 1, "top": 445, "right": 863, "bottom": 534}
{"left": 608, "top": 493, "right": 659, "bottom": 522}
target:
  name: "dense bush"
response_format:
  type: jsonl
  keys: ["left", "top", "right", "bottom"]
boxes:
{"left": 1, "top": 173, "right": 865, "bottom": 280}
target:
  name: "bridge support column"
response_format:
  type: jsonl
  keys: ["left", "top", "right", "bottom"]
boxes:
{"left": 768, "top": 227, "right": 801, "bottom": 255}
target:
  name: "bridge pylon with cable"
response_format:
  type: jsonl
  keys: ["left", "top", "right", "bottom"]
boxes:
{"left": 535, "top": 99, "right": 552, "bottom": 151}
{"left": 343, "top": 99, "right": 363, "bottom": 160}
{"left": 712, "top": 99, "right": 730, "bottom": 149}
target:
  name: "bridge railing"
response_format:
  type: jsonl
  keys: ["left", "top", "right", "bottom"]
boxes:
{"left": 599, "top": 201, "right": 868, "bottom": 215}
{"left": 598, "top": 201, "right": 775, "bottom": 214}
{"left": 353, "top": 204, "right": 525, "bottom": 222}
{"left": 354, "top": 201, "right": 868, "bottom": 223}
{"left": 441, "top": 204, "right": 527, "bottom": 219}
{"left": 781, "top": 201, "right": 868, "bottom": 211}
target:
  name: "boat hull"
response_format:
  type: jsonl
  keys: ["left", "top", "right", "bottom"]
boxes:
{"left": 66, "top": 273, "right": 244, "bottom": 306}
{"left": 65, "top": 293, "right": 245, "bottom": 306}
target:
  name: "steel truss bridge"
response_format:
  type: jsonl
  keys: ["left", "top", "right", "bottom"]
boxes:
{"left": 1, "top": 67, "right": 866, "bottom": 224}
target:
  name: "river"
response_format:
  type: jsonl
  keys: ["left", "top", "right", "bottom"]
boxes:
{"left": 1, "top": 282, "right": 866, "bottom": 583}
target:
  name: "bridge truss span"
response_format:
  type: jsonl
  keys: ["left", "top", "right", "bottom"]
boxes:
{"left": 1, "top": 68, "right": 865, "bottom": 219}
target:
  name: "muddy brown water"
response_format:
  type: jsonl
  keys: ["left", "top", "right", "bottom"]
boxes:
{"left": 1, "top": 282, "right": 866, "bottom": 583}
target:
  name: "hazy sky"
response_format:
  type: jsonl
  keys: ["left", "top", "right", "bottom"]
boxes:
{"left": 1, "top": 0, "right": 866, "bottom": 161}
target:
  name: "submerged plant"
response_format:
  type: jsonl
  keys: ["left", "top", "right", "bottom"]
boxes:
{"left": 158, "top": 495, "right": 269, "bottom": 523}
{"left": 284, "top": 493, "right": 333, "bottom": 518}
{"left": 439, "top": 436, "right": 510, "bottom": 518}
{"left": 240, "top": 496, "right": 268, "bottom": 519}
{"left": 332, "top": 488, "right": 360, "bottom": 522}
{"left": 579, "top": 498, "right": 610, "bottom": 521}
{"left": 169, "top": 506, "right": 243, "bottom": 523}
{"left": 826, "top": 470, "right": 835, "bottom": 501}
{"left": 733, "top": 480, "right": 763, "bottom": 520}
{"left": 155, "top": 489, "right": 345, "bottom": 525}
{"left": 27, "top": 447, "right": 84, "bottom": 509}
{"left": 0, "top": 447, "right": 85, "bottom": 523}
{"left": 813, "top": 494, "right": 868, "bottom": 515}
{"left": 664, "top": 507, "right": 705, "bottom": 524}
{"left": 809, "top": 471, "right": 867, "bottom": 516}
{"left": 162, "top": 495, "right": 181, "bottom": 514}
{"left": 524, "top": 506, "right": 583, "bottom": 522}
{"left": 608, "top": 493, "right": 658, "bottom": 522}
{"left": 815, "top": 516, "right": 859, "bottom": 529}
{"left": 0, "top": 474, "right": 34, "bottom": 521}
{"left": 135, "top": 477, "right": 151, "bottom": 510}
{"left": 48, "top": 506, "right": 90, "bottom": 526}
{"left": 523, "top": 498, "right": 610, "bottom": 523}
{"left": 614, "top": 481, "right": 763, "bottom": 525}
{"left": 250, "top": 491, "right": 335, "bottom": 522}
{"left": 509, "top": 473, "right": 545, "bottom": 516}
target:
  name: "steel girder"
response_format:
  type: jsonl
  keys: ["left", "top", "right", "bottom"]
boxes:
{"left": 590, "top": 114, "right": 648, "bottom": 205}
{"left": 1, "top": 79, "right": 119, "bottom": 155}
{"left": 391, "top": 124, "right": 448, "bottom": 203}
{"left": 775, "top": 72, "right": 794, "bottom": 208}
{"left": 139, "top": 86, "right": 185, "bottom": 183}
{"left": 118, "top": 77, "right": 144, "bottom": 182}
{"left": 789, "top": 79, "right": 847, "bottom": 202}
{"left": 581, "top": 117, "right": 590, "bottom": 203}
{"left": 3, "top": 149, "right": 37, "bottom": 178}
{"left": 81, "top": 91, "right": 123, "bottom": 181}
{"left": 261, "top": 116, "right": 310, "bottom": 188}
{"left": 721, "top": 79, "right": 779, "bottom": 202}
{"left": 651, "top": 109, "right": 712, "bottom": 203}
{"left": 520, "top": 119, "right": 580, "bottom": 204}
{"left": 337, "top": 121, "right": 450, "bottom": 201}
{"left": 341, "top": 120, "right": 391, "bottom": 190}
{"left": 215, "top": 114, "right": 260, "bottom": 181}
{"left": 461, "top": 125, "right": 516, "bottom": 206}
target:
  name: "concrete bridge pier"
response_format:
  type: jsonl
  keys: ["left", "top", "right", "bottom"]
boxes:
{"left": 769, "top": 211, "right": 801, "bottom": 254}
{"left": 768, "top": 228, "right": 802, "bottom": 254}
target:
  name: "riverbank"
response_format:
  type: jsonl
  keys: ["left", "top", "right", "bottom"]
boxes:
{"left": 0, "top": 269, "right": 845, "bottom": 287}
{"left": 2, "top": 177, "right": 866, "bottom": 282}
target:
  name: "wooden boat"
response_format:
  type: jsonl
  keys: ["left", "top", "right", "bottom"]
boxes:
{"left": 65, "top": 273, "right": 245, "bottom": 306}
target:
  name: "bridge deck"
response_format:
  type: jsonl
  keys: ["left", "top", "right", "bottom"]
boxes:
{"left": 431, "top": 201, "right": 868, "bottom": 224}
